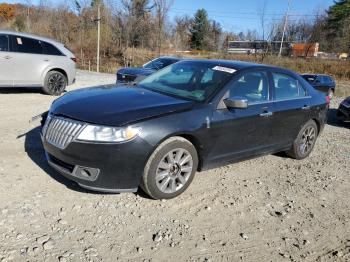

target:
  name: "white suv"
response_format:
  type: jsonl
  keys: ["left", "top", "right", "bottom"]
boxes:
{"left": 0, "top": 30, "right": 76, "bottom": 95}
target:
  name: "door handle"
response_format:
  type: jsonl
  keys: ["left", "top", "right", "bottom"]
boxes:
{"left": 44, "top": 58, "right": 50, "bottom": 62}
{"left": 3, "top": 56, "right": 12, "bottom": 60}
{"left": 260, "top": 112, "right": 273, "bottom": 117}
{"left": 301, "top": 105, "right": 310, "bottom": 110}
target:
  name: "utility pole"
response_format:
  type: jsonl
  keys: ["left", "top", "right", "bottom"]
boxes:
{"left": 278, "top": 0, "right": 291, "bottom": 57}
{"left": 96, "top": 4, "right": 101, "bottom": 72}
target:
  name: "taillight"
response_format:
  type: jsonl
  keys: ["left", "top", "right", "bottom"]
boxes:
{"left": 71, "top": 57, "right": 77, "bottom": 63}
{"left": 325, "top": 95, "right": 330, "bottom": 105}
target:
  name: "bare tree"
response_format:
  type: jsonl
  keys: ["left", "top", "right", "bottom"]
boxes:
{"left": 258, "top": 0, "right": 268, "bottom": 40}
{"left": 153, "top": 0, "right": 174, "bottom": 55}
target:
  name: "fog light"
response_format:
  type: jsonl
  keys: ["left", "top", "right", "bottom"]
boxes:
{"left": 73, "top": 166, "right": 100, "bottom": 181}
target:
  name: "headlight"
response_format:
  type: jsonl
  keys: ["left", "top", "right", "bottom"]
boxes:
{"left": 76, "top": 125, "right": 141, "bottom": 143}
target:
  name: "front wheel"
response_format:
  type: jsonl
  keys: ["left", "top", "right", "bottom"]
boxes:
{"left": 42, "top": 71, "right": 67, "bottom": 96}
{"left": 286, "top": 120, "right": 318, "bottom": 160}
{"left": 141, "top": 137, "right": 198, "bottom": 200}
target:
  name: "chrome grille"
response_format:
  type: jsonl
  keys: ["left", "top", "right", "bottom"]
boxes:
{"left": 44, "top": 116, "right": 84, "bottom": 149}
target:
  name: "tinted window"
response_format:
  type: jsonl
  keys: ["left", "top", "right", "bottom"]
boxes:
{"left": 302, "top": 75, "right": 316, "bottom": 83}
{"left": 42, "top": 42, "right": 62, "bottom": 56}
{"left": 144, "top": 58, "right": 179, "bottom": 70}
{"left": 12, "top": 36, "right": 43, "bottom": 54}
{"left": 326, "top": 76, "right": 333, "bottom": 83}
{"left": 273, "top": 73, "right": 306, "bottom": 100}
{"left": 228, "top": 71, "right": 269, "bottom": 103}
{"left": 0, "top": 35, "right": 9, "bottom": 52}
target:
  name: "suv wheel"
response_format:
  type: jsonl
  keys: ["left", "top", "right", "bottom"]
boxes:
{"left": 286, "top": 120, "right": 318, "bottom": 160}
{"left": 141, "top": 137, "right": 198, "bottom": 200}
{"left": 42, "top": 71, "right": 67, "bottom": 96}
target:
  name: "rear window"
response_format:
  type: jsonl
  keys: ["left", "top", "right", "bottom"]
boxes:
{"left": 302, "top": 75, "right": 316, "bottom": 83}
{"left": 12, "top": 36, "right": 43, "bottom": 54}
{"left": 0, "top": 35, "right": 9, "bottom": 52}
{"left": 42, "top": 42, "right": 63, "bottom": 56}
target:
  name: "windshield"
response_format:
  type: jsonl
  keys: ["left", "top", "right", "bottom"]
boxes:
{"left": 143, "top": 58, "right": 178, "bottom": 70}
{"left": 139, "top": 61, "right": 236, "bottom": 101}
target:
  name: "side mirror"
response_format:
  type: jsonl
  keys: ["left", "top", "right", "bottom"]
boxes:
{"left": 223, "top": 97, "right": 248, "bottom": 109}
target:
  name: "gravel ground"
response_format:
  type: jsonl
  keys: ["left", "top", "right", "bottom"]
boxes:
{"left": 0, "top": 70, "right": 349, "bottom": 262}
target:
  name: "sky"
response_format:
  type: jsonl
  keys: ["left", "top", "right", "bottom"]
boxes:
{"left": 3, "top": 0, "right": 335, "bottom": 34}
{"left": 168, "top": 0, "right": 334, "bottom": 33}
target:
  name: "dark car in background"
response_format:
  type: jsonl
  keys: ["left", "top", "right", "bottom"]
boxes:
{"left": 302, "top": 74, "right": 336, "bottom": 97}
{"left": 337, "top": 96, "right": 350, "bottom": 122}
{"left": 42, "top": 59, "right": 329, "bottom": 200}
{"left": 116, "top": 56, "right": 181, "bottom": 84}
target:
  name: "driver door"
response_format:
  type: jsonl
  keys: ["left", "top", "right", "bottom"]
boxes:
{"left": 208, "top": 70, "right": 275, "bottom": 166}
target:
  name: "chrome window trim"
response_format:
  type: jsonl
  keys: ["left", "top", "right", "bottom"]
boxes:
{"left": 217, "top": 95, "right": 311, "bottom": 109}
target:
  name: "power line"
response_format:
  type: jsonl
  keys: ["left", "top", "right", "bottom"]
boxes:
{"left": 169, "top": 7, "right": 322, "bottom": 18}
{"left": 168, "top": 10, "right": 318, "bottom": 22}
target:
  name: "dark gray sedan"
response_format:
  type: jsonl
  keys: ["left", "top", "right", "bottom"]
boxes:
{"left": 302, "top": 74, "right": 336, "bottom": 97}
{"left": 337, "top": 97, "right": 350, "bottom": 121}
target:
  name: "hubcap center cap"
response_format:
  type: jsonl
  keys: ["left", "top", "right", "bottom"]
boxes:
{"left": 169, "top": 163, "right": 180, "bottom": 176}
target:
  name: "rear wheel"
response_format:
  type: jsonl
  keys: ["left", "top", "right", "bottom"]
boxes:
{"left": 42, "top": 70, "right": 67, "bottom": 96}
{"left": 286, "top": 120, "right": 318, "bottom": 160}
{"left": 141, "top": 137, "right": 198, "bottom": 200}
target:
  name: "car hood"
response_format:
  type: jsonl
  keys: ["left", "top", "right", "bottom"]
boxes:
{"left": 117, "top": 67, "right": 156, "bottom": 76}
{"left": 50, "top": 85, "right": 195, "bottom": 126}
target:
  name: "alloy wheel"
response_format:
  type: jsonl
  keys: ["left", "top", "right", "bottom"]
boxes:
{"left": 48, "top": 73, "right": 66, "bottom": 93}
{"left": 155, "top": 148, "right": 193, "bottom": 194}
{"left": 299, "top": 126, "right": 316, "bottom": 155}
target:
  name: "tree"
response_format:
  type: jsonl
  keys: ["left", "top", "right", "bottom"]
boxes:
{"left": 206, "top": 20, "right": 222, "bottom": 51}
{"left": 154, "top": 0, "right": 174, "bottom": 55}
{"left": 189, "top": 9, "right": 210, "bottom": 50}
{"left": 0, "top": 3, "right": 15, "bottom": 22}
{"left": 173, "top": 15, "right": 192, "bottom": 50}
{"left": 325, "top": 0, "right": 350, "bottom": 52}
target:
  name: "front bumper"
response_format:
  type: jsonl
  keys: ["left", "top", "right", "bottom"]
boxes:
{"left": 42, "top": 133, "right": 154, "bottom": 193}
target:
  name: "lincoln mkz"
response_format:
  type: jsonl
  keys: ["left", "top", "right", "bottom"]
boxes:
{"left": 41, "top": 60, "right": 329, "bottom": 199}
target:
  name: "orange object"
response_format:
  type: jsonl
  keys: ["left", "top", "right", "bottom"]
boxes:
{"left": 292, "top": 43, "right": 319, "bottom": 57}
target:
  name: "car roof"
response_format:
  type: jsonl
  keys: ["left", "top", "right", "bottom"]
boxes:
{"left": 0, "top": 30, "right": 63, "bottom": 47}
{"left": 180, "top": 58, "right": 287, "bottom": 71}
{"left": 158, "top": 56, "right": 183, "bottom": 60}
{"left": 302, "top": 73, "right": 332, "bottom": 77}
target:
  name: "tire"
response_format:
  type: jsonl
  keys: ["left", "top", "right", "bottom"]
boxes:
{"left": 141, "top": 137, "right": 198, "bottom": 200}
{"left": 42, "top": 70, "right": 67, "bottom": 96}
{"left": 286, "top": 120, "right": 318, "bottom": 160}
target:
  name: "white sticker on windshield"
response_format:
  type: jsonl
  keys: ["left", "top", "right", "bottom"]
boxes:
{"left": 212, "top": 66, "right": 236, "bottom": 74}
{"left": 17, "top": 38, "right": 23, "bottom": 45}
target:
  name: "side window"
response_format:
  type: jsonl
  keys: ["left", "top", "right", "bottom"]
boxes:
{"left": 228, "top": 71, "right": 269, "bottom": 103}
{"left": 42, "top": 42, "right": 63, "bottom": 56}
{"left": 12, "top": 36, "right": 43, "bottom": 54}
{"left": 273, "top": 73, "right": 306, "bottom": 100}
{"left": 0, "top": 35, "right": 9, "bottom": 52}
{"left": 201, "top": 69, "right": 214, "bottom": 84}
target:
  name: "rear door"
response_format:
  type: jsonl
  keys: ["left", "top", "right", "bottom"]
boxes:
{"left": 0, "top": 34, "right": 13, "bottom": 86}
{"left": 271, "top": 71, "right": 311, "bottom": 147}
{"left": 9, "top": 35, "right": 47, "bottom": 86}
